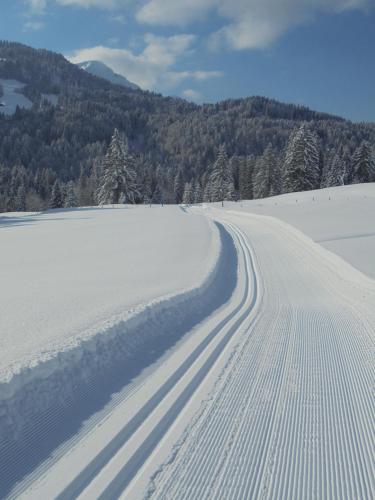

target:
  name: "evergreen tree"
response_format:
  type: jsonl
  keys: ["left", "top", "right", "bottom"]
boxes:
{"left": 283, "top": 124, "right": 320, "bottom": 193}
{"left": 239, "top": 156, "right": 254, "bottom": 200}
{"left": 253, "top": 145, "right": 278, "bottom": 199}
{"left": 210, "top": 145, "right": 235, "bottom": 206}
{"left": 182, "top": 182, "right": 194, "bottom": 204}
{"left": 15, "top": 184, "right": 26, "bottom": 211}
{"left": 64, "top": 180, "right": 79, "bottom": 208}
{"left": 270, "top": 158, "right": 282, "bottom": 196}
{"left": 326, "top": 153, "right": 346, "bottom": 187}
{"left": 203, "top": 180, "right": 212, "bottom": 203}
{"left": 194, "top": 182, "right": 203, "bottom": 204}
{"left": 50, "top": 180, "right": 63, "bottom": 209}
{"left": 352, "top": 141, "right": 374, "bottom": 183}
{"left": 174, "top": 169, "right": 184, "bottom": 204}
{"left": 152, "top": 183, "right": 164, "bottom": 206}
{"left": 97, "top": 129, "right": 139, "bottom": 205}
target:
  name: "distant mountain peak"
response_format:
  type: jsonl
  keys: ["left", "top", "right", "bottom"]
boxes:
{"left": 77, "top": 60, "right": 140, "bottom": 90}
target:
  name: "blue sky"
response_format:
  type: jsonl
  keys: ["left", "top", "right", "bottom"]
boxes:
{"left": 1, "top": 0, "right": 375, "bottom": 122}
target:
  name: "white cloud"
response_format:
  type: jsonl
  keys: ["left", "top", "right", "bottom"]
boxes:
{"left": 68, "top": 34, "right": 222, "bottom": 91}
{"left": 136, "top": 0, "right": 216, "bottom": 26}
{"left": 136, "top": 0, "right": 371, "bottom": 49}
{"left": 23, "top": 20, "right": 45, "bottom": 30}
{"left": 24, "top": 0, "right": 47, "bottom": 13}
{"left": 56, "top": 0, "right": 120, "bottom": 7}
{"left": 181, "top": 88, "right": 203, "bottom": 103}
{"left": 23, "top": 0, "right": 130, "bottom": 13}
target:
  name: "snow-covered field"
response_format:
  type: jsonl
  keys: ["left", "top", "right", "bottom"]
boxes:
{"left": 224, "top": 182, "right": 375, "bottom": 279}
{"left": 0, "top": 79, "right": 33, "bottom": 115}
{"left": 1, "top": 185, "right": 374, "bottom": 499}
{"left": 0, "top": 206, "right": 217, "bottom": 381}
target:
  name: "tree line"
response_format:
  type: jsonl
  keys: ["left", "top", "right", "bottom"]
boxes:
{"left": 1, "top": 123, "right": 374, "bottom": 212}
{"left": 0, "top": 42, "right": 374, "bottom": 211}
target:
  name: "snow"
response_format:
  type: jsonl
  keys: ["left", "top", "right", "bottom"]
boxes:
{"left": 15, "top": 205, "right": 374, "bottom": 500}
{"left": 41, "top": 93, "right": 58, "bottom": 106}
{"left": 224, "top": 183, "right": 375, "bottom": 279}
{"left": 0, "top": 206, "right": 218, "bottom": 382}
{"left": 0, "top": 79, "right": 33, "bottom": 115}
{"left": 1, "top": 185, "right": 374, "bottom": 499}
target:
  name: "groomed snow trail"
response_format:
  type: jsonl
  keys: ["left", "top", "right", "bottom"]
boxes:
{"left": 16, "top": 220, "right": 257, "bottom": 499}
{"left": 146, "top": 209, "right": 375, "bottom": 500}
{"left": 8, "top": 208, "right": 375, "bottom": 499}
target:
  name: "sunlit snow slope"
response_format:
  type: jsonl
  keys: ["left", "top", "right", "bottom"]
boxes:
{"left": 225, "top": 183, "right": 375, "bottom": 279}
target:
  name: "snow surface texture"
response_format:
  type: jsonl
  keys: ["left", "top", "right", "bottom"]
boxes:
{"left": 0, "top": 79, "right": 33, "bottom": 115}
{"left": 0, "top": 207, "right": 240, "bottom": 497}
{"left": 15, "top": 204, "right": 375, "bottom": 500}
{"left": 1, "top": 185, "right": 374, "bottom": 499}
{"left": 143, "top": 209, "right": 374, "bottom": 500}
{"left": 225, "top": 183, "right": 375, "bottom": 279}
{"left": 0, "top": 206, "right": 217, "bottom": 382}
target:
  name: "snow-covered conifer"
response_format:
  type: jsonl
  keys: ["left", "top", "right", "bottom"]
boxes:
{"left": 64, "top": 181, "right": 79, "bottom": 208}
{"left": 152, "top": 183, "right": 164, "bottom": 205}
{"left": 182, "top": 182, "right": 194, "bottom": 205}
{"left": 97, "top": 129, "right": 139, "bottom": 205}
{"left": 50, "top": 180, "right": 63, "bottom": 209}
{"left": 283, "top": 124, "right": 320, "bottom": 193}
{"left": 253, "top": 145, "right": 279, "bottom": 199}
{"left": 15, "top": 184, "right": 26, "bottom": 211}
{"left": 239, "top": 156, "right": 254, "bottom": 200}
{"left": 326, "top": 154, "right": 346, "bottom": 187}
{"left": 352, "top": 141, "right": 374, "bottom": 184}
{"left": 174, "top": 169, "right": 184, "bottom": 204}
{"left": 203, "top": 180, "right": 212, "bottom": 202}
{"left": 210, "top": 145, "right": 235, "bottom": 206}
{"left": 194, "top": 182, "right": 203, "bottom": 204}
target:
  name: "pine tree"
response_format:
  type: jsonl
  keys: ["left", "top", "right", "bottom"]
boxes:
{"left": 152, "top": 183, "right": 164, "bottom": 206}
{"left": 203, "top": 180, "right": 212, "bottom": 202}
{"left": 50, "top": 180, "right": 63, "bottom": 209}
{"left": 326, "top": 153, "right": 346, "bottom": 187}
{"left": 194, "top": 182, "right": 203, "bottom": 204}
{"left": 182, "top": 182, "right": 194, "bottom": 205}
{"left": 15, "top": 184, "right": 26, "bottom": 211}
{"left": 239, "top": 156, "right": 254, "bottom": 200}
{"left": 270, "top": 158, "right": 282, "bottom": 196}
{"left": 210, "top": 145, "right": 235, "bottom": 206}
{"left": 97, "top": 129, "right": 139, "bottom": 205}
{"left": 64, "top": 180, "right": 79, "bottom": 208}
{"left": 283, "top": 124, "right": 320, "bottom": 193}
{"left": 352, "top": 141, "right": 374, "bottom": 184}
{"left": 253, "top": 145, "right": 278, "bottom": 199}
{"left": 174, "top": 169, "right": 184, "bottom": 204}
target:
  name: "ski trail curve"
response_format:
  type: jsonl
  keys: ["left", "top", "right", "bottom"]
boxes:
{"left": 18, "top": 221, "right": 260, "bottom": 499}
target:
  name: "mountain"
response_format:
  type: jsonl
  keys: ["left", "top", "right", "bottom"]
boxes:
{"left": 77, "top": 60, "right": 140, "bottom": 90}
{"left": 0, "top": 41, "right": 374, "bottom": 212}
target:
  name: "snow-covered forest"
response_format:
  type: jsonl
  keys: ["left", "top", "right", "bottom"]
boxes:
{"left": 0, "top": 42, "right": 374, "bottom": 212}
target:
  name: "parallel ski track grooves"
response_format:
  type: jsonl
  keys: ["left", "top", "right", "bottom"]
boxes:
{"left": 53, "top": 222, "right": 258, "bottom": 500}
{"left": 149, "top": 214, "right": 374, "bottom": 500}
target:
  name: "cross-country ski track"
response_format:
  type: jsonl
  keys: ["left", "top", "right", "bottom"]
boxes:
{"left": 4, "top": 207, "right": 375, "bottom": 499}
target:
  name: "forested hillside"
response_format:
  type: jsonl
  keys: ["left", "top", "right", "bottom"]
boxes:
{"left": 0, "top": 41, "right": 374, "bottom": 211}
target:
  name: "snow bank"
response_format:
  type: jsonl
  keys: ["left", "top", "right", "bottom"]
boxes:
{"left": 0, "top": 207, "right": 239, "bottom": 492}
{"left": 0, "top": 206, "right": 217, "bottom": 381}
{"left": 222, "top": 183, "right": 375, "bottom": 279}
